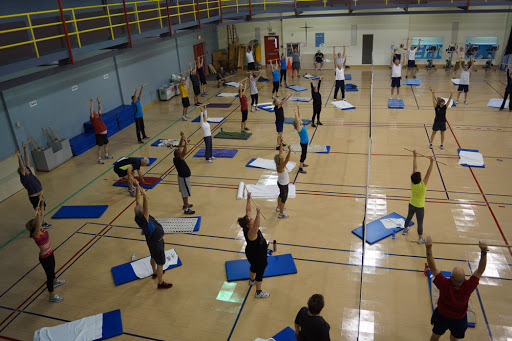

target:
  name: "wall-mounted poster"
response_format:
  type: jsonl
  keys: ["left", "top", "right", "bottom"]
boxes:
{"left": 411, "top": 37, "right": 444, "bottom": 60}
{"left": 315, "top": 33, "right": 324, "bottom": 48}
{"left": 465, "top": 37, "right": 499, "bottom": 59}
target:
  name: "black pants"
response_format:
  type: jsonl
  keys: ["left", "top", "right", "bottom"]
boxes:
{"left": 300, "top": 143, "right": 308, "bottom": 163}
{"left": 204, "top": 136, "right": 213, "bottom": 160}
{"left": 334, "top": 80, "right": 345, "bottom": 100}
{"left": 135, "top": 117, "right": 147, "bottom": 141}
{"left": 501, "top": 91, "right": 512, "bottom": 110}
{"left": 246, "top": 248, "right": 268, "bottom": 282}
{"left": 272, "top": 81, "right": 279, "bottom": 94}
{"left": 40, "top": 253, "right": 56, "bottom": 292}
{"left": 404, "top": 203, "right": 424, "bottom": 236}
{"left": 280, "top": 69, "right": 287, "bottom": 84}
{"left": 312, "top": 106, "right": 321, "bottom": 123}
{"left": 251, "top": 94, "right": 259, "bottom": 106}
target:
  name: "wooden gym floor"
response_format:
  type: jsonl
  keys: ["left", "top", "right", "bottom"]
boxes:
{"left": 0, "top": 63, "right": 511, "bottom": 341}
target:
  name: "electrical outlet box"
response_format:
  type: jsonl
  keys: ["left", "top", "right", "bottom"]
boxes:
{"left": 72, "top": 85, "right": 78, "bottom": 91}
{"left": 29, "top": 100, "right": 37, "bottom": 107}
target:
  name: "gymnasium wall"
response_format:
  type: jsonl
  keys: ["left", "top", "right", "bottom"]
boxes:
{"left": 218, "top": 10, "right": 511, "bottom": 66}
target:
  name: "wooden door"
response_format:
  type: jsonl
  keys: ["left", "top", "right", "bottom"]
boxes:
{"left": 264, "top": 35, "right": 279, "bottom": 66}
{"left": 193, "top": 42, "right": 205, "bottom": 64}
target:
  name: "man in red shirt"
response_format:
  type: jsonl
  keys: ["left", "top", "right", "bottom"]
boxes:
{"left": 89, "top": 98, "right": 113, "bottom": 164}
{"left": 239, "top": 82, "right": 249, "bottom": 133}
{"left": 425, "top": 236, "right": 488, "bottom": 340}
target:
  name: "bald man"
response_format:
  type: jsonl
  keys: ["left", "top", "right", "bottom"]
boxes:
{"left": 425, "top": 236, "right": 488, "bottom": 341}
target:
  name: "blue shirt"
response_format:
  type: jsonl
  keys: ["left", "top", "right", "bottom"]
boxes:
{"left": 298, "top": 125, "right": 309, "bottom": 144}
{"left": 272, "top": 70, "right": 279, "bottom": 82}
{"left": 132, "top": 101, "right": 143, "bottom": 119}
{"left": 280, "top": 59, "right": 287, "bottom": 70}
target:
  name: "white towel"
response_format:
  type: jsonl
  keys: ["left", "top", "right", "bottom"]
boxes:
{"left": 331, "top": 100, "right": 355, "bottom": 110}
{"left": 34, "top": 314, "right": 103, "bottom": 341}
{"left": 458, "top": 150, "right": 484, "bottom": 167}
{"left": 380, "top": 218, "right": 405, "bottom": 229}
{"left": 451, "top": 79, "right": 460, "bottom": 85}
{"left": 249, "top": 157, "right": 297, "bottom": 172}
{"left": 244, "top": 184, "right": 296, "bottom": 199}
{"left": 487, "top": 98, "right": 510, "bottom": 108}
{"left": 290, "top": 144, "right": 327, "bottom": 153}
{"left": 225, "top": 81, "right": 240, "bottom": 87}
{"left": 131, "top": 249, "right": 179, "bottom": 279}
{"left": 217, "top": 92, "right": 239, "bottom": 97}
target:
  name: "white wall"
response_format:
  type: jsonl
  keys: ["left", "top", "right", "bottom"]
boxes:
{"left": 218, "top": 10, "right": 511, "bottom": 66}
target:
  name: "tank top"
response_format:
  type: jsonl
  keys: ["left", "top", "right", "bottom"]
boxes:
{"left": 33, "top": 229, "right": 53, "bottom": 258}
{"left": 435, "top": 105, "right": 447, "bottom": 122}
{"left": 277, "top": 167, "right": 289, "bottom": 185}
{"left": 243, "top": 229, "right": 267, "bottom": 252}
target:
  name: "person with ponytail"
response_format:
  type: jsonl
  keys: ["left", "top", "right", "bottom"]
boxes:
{"left": 275, "top": 143, "right": 292, "bottom": 218}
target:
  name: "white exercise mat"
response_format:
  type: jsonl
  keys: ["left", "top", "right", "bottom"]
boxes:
{"left": 381, "top": 218, "right": 405, "bottom": 229}
{"left": 131, "top": 249, "right": 179, "bottom": 279}
{"left": 156, "top": 218, "right": 199, "bottom": 234}
{"left": 440, "top": 97, "right": 455, "bottom": 108}
{"left": 244, "top": 184, "right": 296, "bottom": 199}
{"left": 289, "top": 96, "right": 312, "bottom": 102}
{"left": 201, "top": 117, "right": 224, "bottom": 123}
{"left": 458, "top": 150, "right": 484, "bottom": 167}
{"left": 303, "top": 74, "right": 318, "bottom": 79}
{"left": 451, "top": 78, "right": 460, "bottom": 85}
{"left": 217, "top": 92, "right": 239, "bottom": 97}
{"left": 248, "top": 157, "right": 297, "bottom": 172}
{"left": 34, "top": 314, "right": 102, "bottom": 341}
{"left": 290, "top": 144, "right": 328, "bottom": 153}
{"left": 331, "top": 100, "right": 355, "bottom": 110}
{"left": 225, "top": 81, "right": 240, "bottom": 87}
{"left": 487, "top": 98, "right": 510, "bottom": 108}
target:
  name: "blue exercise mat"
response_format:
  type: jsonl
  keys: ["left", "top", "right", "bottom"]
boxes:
{"left": 351, "top": 212, "right": 414, "bottom": 244}
{"left": 258, "top": 77, "right": 269, "bottom": 82}
{"left": 388, "top": 99, "right": 405, "bottom": 109}
{"left": 101, "top": 309, "right": 124, "bottom": 340}
{"left": 193, "top": 148, "right": 238, "bottom": 158}
{"left": 113, "top": 157, "right": 157, "bottom": 167}
{"left": 458, "top": 149, "right": 485, "bottom": 168}
{"left": 286, "top": 85, "right": 308, "bottom": 92}
{"left": 345, "top": 74, "right": 352, "bottom": 80}
{"left": 404, "top": 79, "right": 421, "bottom": 86}
{"left": 225, "top": 253, "right": 297, "bottom": 281}
{"left": 111, "top": 253, "right": 182, "bottom": 286}
{"left": 303, "top": 75, "right": 319, "bottom": 80}
{"left": 273, "top": 327, "right": 296, "bottom": 341}
{"left": 191, "top": 116, "right": 226, "bottom": 123}
{"left": 151, "top": 139, "right": 171, "bottom": 147}
{"left": 52, "top": 205, "right": 108, "bottom": 219}
{"left": 257, "top": 104, "right": 275, "bottom": 112}
{"left": 284, "top": 116, "right": 312, "bottom": 126}
{"left": 345, "top": 83, "right": 358, "bottom": 92}
{"left": 428, "top": 270, "right": 475, "bottom": 328}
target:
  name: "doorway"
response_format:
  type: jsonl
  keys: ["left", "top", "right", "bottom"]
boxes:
{"left": 193, "top": 42, "right": 205, "bottom": 66}
{"left": 362, "top": 34, "right": 373, "bottom": 64}
{"left": 264, "top": 35, "right": 279, "bottom": 67}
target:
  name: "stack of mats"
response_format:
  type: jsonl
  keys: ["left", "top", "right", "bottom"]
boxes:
{"left": 404, "top": 79, "right": 421, "bottom": 86}
{"left": 69, "top": 133, "right": 96, "bottom": 156}
{"left": 345, "top": 83, "right": 358, "bottom": 91}
{"left": 283, "top": 117, "right": 312, "bottom": 125}
{"left": 117, "top": 105, "right": 136, "bottom": 130}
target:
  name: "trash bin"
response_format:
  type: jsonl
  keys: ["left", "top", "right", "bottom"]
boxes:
{"left": 158, "top": 83, "right": 176, "bottom": 101}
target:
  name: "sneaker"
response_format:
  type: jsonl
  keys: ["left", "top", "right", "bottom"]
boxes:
{"left": 49, "top": 294, "right": 63, "bottom": 303}
{"left": 53, "top": 279, "right": 65, "bottom": 288}
{"left": 499, "top": 108, "right": 504, "bottom": 111}
{"left": 251, "top": 107, "right": 255, "bottom": 112}
{"left": 143, "top": 137, "right": 150, "bottom": 140}
{"left": 402, "top": 228, "right": 410, "bottom": 236}
{"left": 342, "top": 98, "right": 345, "bottom": 101}
{"left": 129, "top": 190, "right": 136, "bottom": 197}
{"left": 282, "top": 143, "right": 286, "bottom": 146}
{"left": 255, "top": 290, "right": 270, "bottom": 298}
{"left": 302, "top": 164, "right": 309, "bottom": 167}
{"left": 276, "top": 146, "right": 281, "bottom": 150}
{"left": 413, "top": 75, "right": 417, "bottom": 79}
{"left": 211, "top": 156, "right": 216, "bottom": 160}
{"left": 440, "top": 144, "right": 444, "bottom": 150}
{"left": 320, "top": 68, "right": 323, "bottom": 71}
{"left": 311, "top": 123, "right": 316, "bottom": 127}
{"left": 455, "top": 100, "right": 459, "bottom": 105}
{"left": 184, "top": 209, "right": 196, "bottom": 215}
{"left": 42, "top": 222, "right": 52, "bottom": 229}
{"left": 157, "top": 282, "right": 173, "bottom": 289}
{"left": 182, "top": 116, "right": 188, "bottom": 121}
{"left": 206, "top": 160, "right": 213, "bottom": 163}
{"left": 244, "top": 127, "right": 250, "bottom": 131}
{"left": 275, "top": 207, "right": 287, "bottom": 212}
{"left": 256, "top": 107, "right": 260, "bottom": 111}
{"left": 285, "top": 83, "right": 288, "bottom": 86}
{"left": 98, "top": 158, "right": 104, "bottom": 164}
{"left": 333, "top": 98, "right": 337, "bottom": 102}
{"left": 195, "top": 102, "right": 201, "bottom": 106}
{"left": 278, "top": 213, "right": 289, "bottom": 219}
{"left": 464, "top": 100, "right": 468, "bottom": 105}
{"left": 429, "top": 143, "right": 432, "bottom": 149}
{"left": 104, "top": 154, "right": 113, "bottom": 159}
{"left": 185, "top": 114, "right": 190, "bottom": 118}
{"left": 248, "top": 279, "right": 255, "bottom": 286}
{"left": 152, "top": 270, "right": 166, "bottom": 279}
{"left": 317, "top": 122, "right": 323, "bottom": 126}
{"left": 405, "top": 75, "right": 408, "bottom": 79}
{"left": 417, "top": 238, "right": 425, "bottom": 245}
{"left": 182, "top": 204, "right": 194, "bottom": 209}
{"left": 298, "top": 168, "right": 307, "bottom": 174}
{"left": 201, "top": 93, "right": 206, "bottom": 97}
{"left": 390, "top": 97, "right": 394, "bottom": 100}
{"left": 397, "top": 95, "right": 400, "bottom": 100}
{"left": 138, "top": 140, "right": 144, "bottom": 144}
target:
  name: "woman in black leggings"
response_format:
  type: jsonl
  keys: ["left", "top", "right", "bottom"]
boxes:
{"left": 309, "top": 77, "right": 322, "bottom": 127}
{"left": 238, "top": 192, "right": 269, "bottom": 298}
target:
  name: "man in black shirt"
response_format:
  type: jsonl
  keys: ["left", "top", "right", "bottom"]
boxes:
{"left": 273, "top": 94, "right": 293, "bottom": 150}
{"left": 16, "top": 142, "right": 51, "bottom": 228}
{"left": 173, "top": 132, "right": 195, "bottom": 215}
{"left": 314, "top": 50, "right": 325, "bottom": 71}
{"left": 113, "top": 157, "right": 150, "bottom": 196}
{"left": 295, "top": 294, "right": 330, "bottom": 341}
{"left": 132, "top": 178, "right": 172, "bottom": 289}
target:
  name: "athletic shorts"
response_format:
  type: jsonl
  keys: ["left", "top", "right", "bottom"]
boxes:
{"left": 148, "top": 239, "right": 165, "bottom": 265}
{"left": 182, "top": 97, "right": 190, "bottom": 108}
{"left": 278, "top": 182, "right": 289, "bottom": 203}
{"left": 391, "top": 77, "right": 401, "bottom": 88}
{"left": 178, "top": 176, "right": 191, "bottom": 198}
{"left": 431, "top": 308, "right": 468, "bottom": 339}
{"left": 248, "top": 62, "right": 255, "bottom": 71}
{"left": 242, "top": 109, "right": 248, "bottom": 122}
{"left": 292, "top": 62, "right": 300, "bottom": 71}
{"left": 95, "top": 133, "right": 109, "bottom": 147}
{"left": 193, "top": 85, "right": 201, "bottom": 96}
{"left": 315, "top": 58, "right": 323, "bottom": 63}
{"left": 199, "top": 74, "right": 207, "bottom": 85}
{"left": 408, "top": 60, "right": 416, "bottom": 68}
{"left": 29, "top": 195, "right": 46, "bottom": 210}
{"left": 458, "top": 84, "right": 469, "bottom": 93}
{"left": 432, "top": 120, "right": 446, "bottom": 131}
{"left": 114, "top": 165, "right": 128, "bottom": 178}
{"left": 275, "top": 121, "right": 284, "bottom": 133}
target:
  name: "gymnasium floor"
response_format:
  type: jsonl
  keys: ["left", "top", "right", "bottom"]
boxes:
{"left": 0, "top": 63, "right": 511, "bottom": 341}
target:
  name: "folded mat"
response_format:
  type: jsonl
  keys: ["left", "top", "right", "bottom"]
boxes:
{"left": 451, "top": 78, "right": 460, "bottom": 85}
{"left": 487, "top": 98, "right": 510, "bottom": 108}
{"left": 283, "top": 116, "right": 311, "bottom": 125}
{"left": 286, "top": 85, "right": 308, "bottom": 92}
{"left": 246, "top": 157, "right": 297, "bottom": 172}
{"left": 206, "top": 103, "right": 232, "bottom": 108}
{"left": 257, "top": 102, "right": 275, "bottom": 112}
{"left": 193, "top": 148, "right": 238, "bottom": 158}
{"left": 303, "top": 74, "right": 319, "bottom": 80}
{"left": 345, "top": 83, "right": 358, "bottom": 91}
{"left": 216, "top": 92, "right": 239, "bottom": 97}
{"left": 388, "top": 99, "right": 405, "bottom": 109}
{"left": 258, "top": 77, "right": 269, "bottom": 82}
{"left": 191, "top": 116, "right": 225, "bottom": 123}
{"left": 331, "top": 100, "right": 355, "bottom": 110}
{"left": 225, "top": 253, "right": 297, "bottom": 281}
{"left": 113, "top": 157, "right": 156, "bottom": 167}
{"left": 290, "top": 144, "right": 330, "bottom": 153}
{"left": 214, "top": 131, "right": 252, "bottom": 139}
{"left": 225, "top": 81, "right": 240, "bottom": 87}
{"left": 236, "top": 182, "right": 296, "bottom": 199}
{"left": 111, "top": 249, "right": 181, "bottom": 286}
{"left": 458, "top": 149, "right": 485, "bottom": 168}
{"left": 52, "top": 205, "right": 108, "bottom": 219}
{"left": 288, "top": 96, "right": 312, "bottom": 102}
{"left": 113, "top": 176, "right": 162, "bottom": 189}
{"left": 404, "top": 79, "right": 421, "bottom": 86}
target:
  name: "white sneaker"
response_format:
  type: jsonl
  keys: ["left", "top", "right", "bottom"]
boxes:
{"left": 256, "top": 107, "right": 260, "bottom": 111}
{"left": 53, "top": 279, "right": 66, "bottom": 288}
{"left": 429, "top": 143, "right": 432, "bottom": 149}
{"left": 397, "top": 95, "right": 400, "bottom": 100}
{"left": 98, "top": 158, "right": 104, "bottom": 164}
{"left": 254, "top": 291, "right": 270, "bottom": 298}
{"left": 278, "top": 213, "right": 289, "bottom": 219}
{"left": 129, "top": 190, "right": 136, "bottom": 197}
{"left": 440, "top": 144, "right": 444, "bottom": 150}
{"left": 206, "top": 160, "right": 213, "bottom": 163}
{"left": 49, "top": 294, "right": 63, "bottom": 303}
{"left": 251, "top": 107, "right": 255, "bottom": 112}
{"left": 333, "top": 98, "right": 337, "bottom": 102}
{"left": 464, "top": 100, "right": 468, "bottom": 105}
{"left": 320, "top": 68, "right": 323, "bottom": 70}
{"left": 182, "top": 116, "right": 188, "bottom": 121}
{"left": 390, "top": 97, "right": 393, "bottom": 100}
{"left": 455, "top": 100, "right": 459, "bottom": 105}
{"left": 211, "top": 156, "right": 216, "bottom": 160}
{"left": 275, "top": 207, "right": 287, "bottom": 212}
{"left": 342, "top": 98, "right": 345, "bottom": 101}
{"left": 104, "top": 154, "right": 113, "bottom": 159}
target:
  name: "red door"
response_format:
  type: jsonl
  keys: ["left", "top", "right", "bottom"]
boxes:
{"left": 264, "top": 36, "right": 279, "bottom": 67}
{"left": 193, "top": 42, "right": 205, "bottom": 69}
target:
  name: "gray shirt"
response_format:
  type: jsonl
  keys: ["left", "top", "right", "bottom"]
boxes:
{"left": 250, "top": 78, "right": 258, "bottom": 95}
{"left": 292, "top": 52, "right": 300, "bottom": 63}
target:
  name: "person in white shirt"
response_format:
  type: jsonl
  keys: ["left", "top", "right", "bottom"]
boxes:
{"left": 406, "top": 39, "right": 421, "bottom": 79}
{"left": 199, "top": 105, "right": 214, "bottom": 163}
{"left": 333, "top": 57, "right": 347, "bottom": 101}
{"left": 333, "top": 46, "right": 345, "bottom": 70}
{"left": 390, "top": 54, "right": 405, "bottom": 100}
{"left": 246, "top": 42, "right": 255, "bottom": 71}
{"left": 456, "top": 56, "right": 474, "bottom": 105}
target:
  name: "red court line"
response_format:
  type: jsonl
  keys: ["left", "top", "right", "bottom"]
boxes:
{"left": 0, "top": 335, "right": 21, "bottom": 341}
{"left": 447, "top": 120, "right": 512, "bottom": 257}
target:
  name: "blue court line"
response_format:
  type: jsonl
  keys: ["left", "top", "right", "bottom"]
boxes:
{"left": 467, "top": 261, "right": 494, "bottom": 341}
{"left": 484, "top": 80, "right": 503, "bottom": 98}
{"left": 424, "top": 125, "right": 450, "bottom": 200}
{"left": 309, "top": 125, "right": 319, "bottom": 145}
{"left": 324, "top": 79, "right": 335, "bottom": 107}
{"left": 226, "top": 286, "right": 252, "bottom": 341}
{"left": 122, "top": 332, "right": 165, "bottom": 341}
{"left": 410, "top": 85, "right": 420, "bottom": 109}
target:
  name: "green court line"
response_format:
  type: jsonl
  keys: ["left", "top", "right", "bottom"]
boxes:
{"left": 0, "top": 87, "right": 226, "bottom": 252}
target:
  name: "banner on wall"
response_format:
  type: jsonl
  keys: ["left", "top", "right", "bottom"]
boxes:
{"left": 465, "top": 37, "right": 498, "bottom": 59}
{"left": 411, "top": 37, "right": 444, "bottom": 60}
{"left": 315, "top": 33, "right": 324, "bottom": 48}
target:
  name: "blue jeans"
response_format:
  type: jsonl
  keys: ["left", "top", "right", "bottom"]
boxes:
{"left": 204, "top": 136, "right": 213, "bottom": 160}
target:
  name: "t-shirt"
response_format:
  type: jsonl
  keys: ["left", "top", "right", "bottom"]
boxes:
{"left": 280, "top": 59, "right": 287, "bottom": 70}
{"left": 90, "top": 114, "right": 107, "bottom": 134}
{"left": 173, "top": 156, "right": 191, "bottom": 177}
{"left": 435, "top": 105, "right": 447, "bottom": 122}
{"left": 249, "top": 78, "right": 258, "bottom": 95}
{"left": 240, "top": 94, "right": 248, "bottom": 111}
{"left": 408, "top": 47, "right": 418, "bottom": 61}
{"left": 292, "top": 52, "right": 300, "bottom": 63}
{"left": 311, "top": 80, "right": 322, "bottom": 107}
{"left": 274, "top": 106, "right": 284, "bottom": 122}
{"left": 272, "top": 70, "right": 279, "bottom": 82}
{"left": 197, "top": 67, "right": 205, "bottom": 77}
{"left": 298, "top": 125, "right": 309, "bottom": 144}
{"left": 315, "top": 53, "right": 324, "bottom": 63}
{"left": 392, "top": 63, "right": 402, "bottom": 78}
{"left": 460, "top": 70, "right": 470, "bottom": 85}
{"left": 217, "top": 71, "right": 226, "bottom": 80}
{"left": 190, "top": 74, "right": 200, "bottom": 87}
{"left": 33, "top": 229, "right": 54, "bottom": 259}
{"left": 200, "top": 112, "right": 211, "bottom": 137}
{"left": 178, "top": 84, "right": 188, "bottom": 98}
{"left": 19, "top": 168, "right": 42, "bottom": 196}
{"left": 132, "top": 101, "right": 143, "bottom": 119}
{"left": 410, "top": 180, "right": 426, "bottom": 208}
{"left": 116, "top": 157, "right": 142, "bottom": 171}
{"left": 434, "top": 273, "right": 479, "bottom": 320}
{"left": 135, "top": 214, "right": 164, "bottom": 245}
{"left": 246, "top": 51, "right": 254, "bottom": 63}
{"left": 294, "top": 307, "right": 330, "bottom": 341}
{"left": 335, "top": 67, "right": 345, "bottom": 81}
{"left": 335, "top": 56, "right": 344, "bottom": 66}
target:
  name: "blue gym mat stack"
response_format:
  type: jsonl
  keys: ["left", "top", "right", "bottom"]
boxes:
{"left": 117, "top": 105, "right": 136, "bottom": 130}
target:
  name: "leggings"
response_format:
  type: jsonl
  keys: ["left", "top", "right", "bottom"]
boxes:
{"left": 300, "top": 143, "right": 308, "bottom": 163}
{"left": 135, "top": 117, "right": 146, "bottom": 141}
{"left": 272, "top": 81, "right": 279, "bottom": 94}
{"left": 251, "top": 93, "right": 259, "bottom": 106}
{"left": 501, "top": 91, "right": 512, "bottom": 110}
{"left": 204, "top": 136, "right": 212, "bottom": 160}
{"left": 334, "top": 80, "right": 345, "bottom": 100}
{"left": 40, "top": 253, "right": 56, "bottom": 292}
{"left": 246, "top": 250, "right": 268, "bottom": 282}
{"left": 404, "top": 203, "right": 424, "bottom": 236}
{"left": 278, "top": 183, "right": 289, "bottom": 203}
{"left": 280, "top": 69, "right": 287, "bottom": 84}
{"left": 312, "top": 106, "right": 321, "bottom": 123}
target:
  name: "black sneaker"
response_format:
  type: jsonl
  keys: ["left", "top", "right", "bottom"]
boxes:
{"left": 138, "top": 140, "right": 144, "bottom": 144}
{"left": 157, "top": 282, "right": 173, "bottom": 289}
{"left": 143, "top": 136, "right": 150, "bottom": 140}
{"left": 184, "top": 209, "right": 196, "bottom": 215}
{"left": 42, "top": 222, "right": 52, "bottom": 229}
{"left": 282, "top": 143, "right": 286, "bottom": 146}
{"left": 298, "top": 168, "right": 307, "bottom": 174}
{"left": 244, "top": 127, "right": 250, "bottom": 131}
{"left": 317, "top": 122, "right": 323, "bottom": 126}
{"left": 302, "top": 163, "right": 309, "bottom": 167}
{"left": 311, "top": 123, "right": 316, "bottom": 127}
{"left": 182, "top": 204, "right": 194, "bottom": 209}
{"left": 276, "top": 146, "right": 281, "bottom": 150}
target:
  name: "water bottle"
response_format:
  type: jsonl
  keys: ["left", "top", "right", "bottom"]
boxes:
{"left": 273, "top": 240, "right": 277, "bottom": 253}
{"left": 392, "top": 231, "right": 395, "bottom": 240}
{"left": 131, "top": 253, "right": 136, "bottom": 261}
